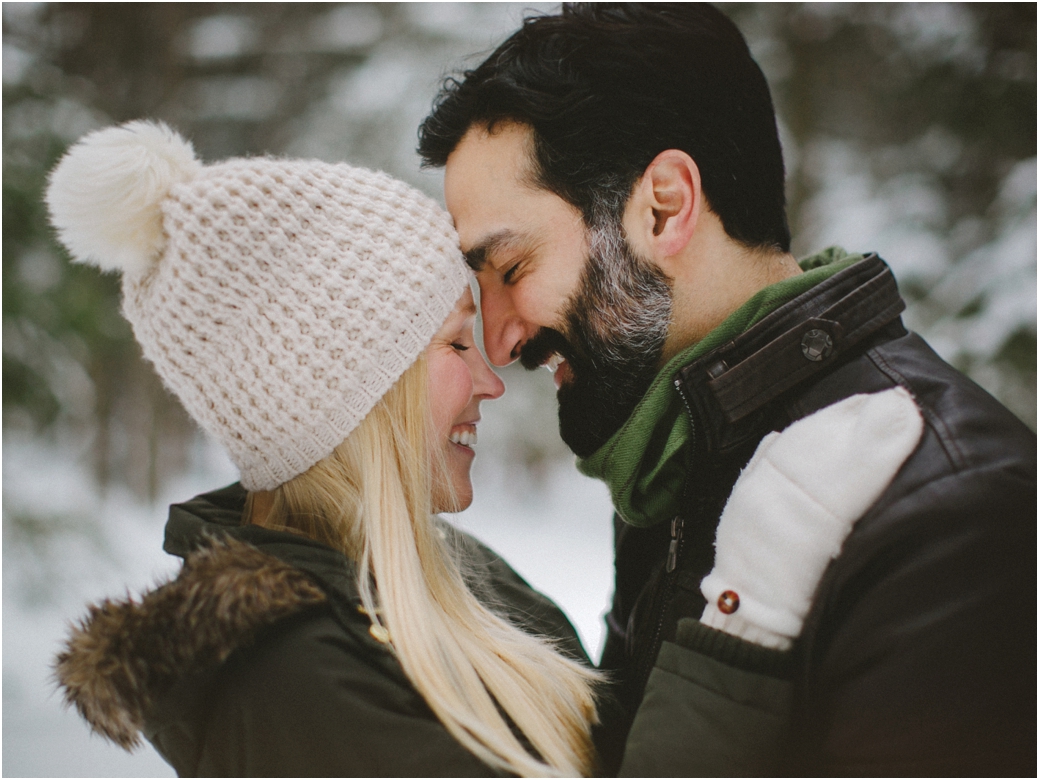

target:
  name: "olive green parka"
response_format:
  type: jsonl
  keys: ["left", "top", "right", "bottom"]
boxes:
{"left": 55, "top": 484, "right": 593, "bottom": 776}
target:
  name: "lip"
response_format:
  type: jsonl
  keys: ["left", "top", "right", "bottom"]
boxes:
{"left": 539, "top": 351, "right": 572, "bottom": 389}
{"left": 544, "top": 353, "right": 565, "bottom": 373}
{"left": 449, "top": 439, "right": 476, "bottom": 457}
{"left": 552, "top": 357, "right": 573, "bottom": 390}
{"left": 518, "top": 327, "right": 571, "bottom": 373}
{"left": 448, "top": 420, "right": 479, "bottom": 450}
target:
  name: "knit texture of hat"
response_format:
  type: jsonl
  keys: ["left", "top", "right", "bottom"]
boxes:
{"left": 46, "top": 121, "right": 469, "bottom": 490}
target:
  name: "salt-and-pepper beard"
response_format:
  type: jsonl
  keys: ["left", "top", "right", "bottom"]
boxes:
{"left": 520, "top": 217, "right": 673, "bottom": 458}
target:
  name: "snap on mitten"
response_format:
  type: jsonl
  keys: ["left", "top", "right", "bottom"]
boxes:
{"left": 701, "top": 387, "right": 924, "bottom": 649}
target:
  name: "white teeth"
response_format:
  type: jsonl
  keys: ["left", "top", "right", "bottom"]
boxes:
{"left": 544, "top": 353, "right": 564, "bottom": 373}
{"left": 449, "top": 428, "right": 477, "bottom": 447}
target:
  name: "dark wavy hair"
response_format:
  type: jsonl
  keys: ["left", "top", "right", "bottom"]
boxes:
{"left": 419, "top": 3, "right": 790, "bottom": 252}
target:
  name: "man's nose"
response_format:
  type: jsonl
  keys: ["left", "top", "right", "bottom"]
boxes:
{"left": 472, "top": 352, "right": 505, "bottom": 401}
{"left": 477, "top": 285, "right": 529, "bottom": 367}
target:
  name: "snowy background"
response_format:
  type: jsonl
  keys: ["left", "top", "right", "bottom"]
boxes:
{"left": 3, "top": 3, "right": 1034, "bottom": 776}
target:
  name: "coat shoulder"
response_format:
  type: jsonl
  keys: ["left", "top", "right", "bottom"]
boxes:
{"left": 788, "top": 332, "right": 1036, "bottom": 775}
{"left": 54, "top": 537, "right": 326, "bottom": 750}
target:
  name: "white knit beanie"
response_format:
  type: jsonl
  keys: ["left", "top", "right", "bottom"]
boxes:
{"left": 46, "top": 120, "right": 469, "bottom": 490}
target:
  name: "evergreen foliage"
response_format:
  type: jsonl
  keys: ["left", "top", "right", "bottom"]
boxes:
{"left": 3, "top": 3, "right": 1034, "bottom": 505}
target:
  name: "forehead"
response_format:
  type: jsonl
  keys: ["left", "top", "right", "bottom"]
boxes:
{"left": 443, "top": 123, "right": 579, "bottom": 257}
{"left": 439, "top": 287, "right": 477, "bottom": 328}
{"left": 444, "top": 121, "right": 535, "bottom": 202}
{"left": 446, "top": 122, "right": 531, "bottom": 181}
{"left": 456, "top": 287, "right": 477, "bottom": 315}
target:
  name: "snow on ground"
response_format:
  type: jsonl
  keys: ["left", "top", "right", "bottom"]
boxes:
{"left": 2, "top": 425, "right": 615, "bottom": 777}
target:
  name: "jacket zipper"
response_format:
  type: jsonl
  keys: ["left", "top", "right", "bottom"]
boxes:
{"left": 674, "top": 376, "right": 700, "bottom": 451}
{"left": 666, "top": 515, "right": 684, "bottom": 573}
{"left": 633, "top": 514, "right": 687, "bottom": 702}
{"left": 630, "top": 377, "right": 700, "bottom": 702}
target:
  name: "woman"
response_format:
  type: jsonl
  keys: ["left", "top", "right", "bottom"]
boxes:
{"left": 46, "top": 121, "right": 599, "bottom": 777}
{"left": 46, "top": 121, "right": 924, "bottom": 778}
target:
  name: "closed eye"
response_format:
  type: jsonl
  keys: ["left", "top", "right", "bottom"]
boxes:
{"left": 452, "top": 343, "right": 470, "bottom": 352}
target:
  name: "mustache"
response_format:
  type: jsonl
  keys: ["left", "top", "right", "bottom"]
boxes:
{"left": 519, "top": 327, "right": 572, "bottom": 372}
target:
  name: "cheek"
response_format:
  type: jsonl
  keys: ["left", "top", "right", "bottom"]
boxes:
{"left": 515, "top": 283, "right": 568, "bottom": 327}
{"left": 428, "top": 355, "right": 474, "bottom": 432}
{"left": 517, "top": 259, "right": 588, "bottom": 326}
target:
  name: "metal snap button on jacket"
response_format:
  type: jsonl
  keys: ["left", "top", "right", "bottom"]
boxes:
{"left": 801, "top": 328, "right": 834, "bottom": 361}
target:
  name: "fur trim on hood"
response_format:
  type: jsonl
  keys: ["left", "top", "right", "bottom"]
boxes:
{"left": 54, "top": 537, "right": 326, "bottom": 750}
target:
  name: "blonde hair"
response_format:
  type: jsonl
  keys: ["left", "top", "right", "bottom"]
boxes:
{"left": 247, "top": 355, "right": 601, "bottom": 776}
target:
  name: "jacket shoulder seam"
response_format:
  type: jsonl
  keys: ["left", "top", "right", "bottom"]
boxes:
{"left": 865, "top": 345, "right": 969, "bottom": 472}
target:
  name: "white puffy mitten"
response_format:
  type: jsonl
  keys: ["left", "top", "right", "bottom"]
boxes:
{"left": 699, "top": 386, "right": 924, "bottom": 650}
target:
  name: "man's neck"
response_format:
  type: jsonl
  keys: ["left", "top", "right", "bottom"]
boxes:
{"left": 662, "top": 216, "right": 801, "bottom": 361}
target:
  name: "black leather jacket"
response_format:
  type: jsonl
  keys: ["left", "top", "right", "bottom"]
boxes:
{"left": 598, "top": 255, "right": 1036, "bottom": 776}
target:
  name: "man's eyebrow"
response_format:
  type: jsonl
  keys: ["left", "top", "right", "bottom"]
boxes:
{"left": 463, "top": 230, "right": 520, "bottom": 272}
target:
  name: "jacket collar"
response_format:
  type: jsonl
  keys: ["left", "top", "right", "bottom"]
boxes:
{"left": 674, "top": 254, "right": 906, "bottom": 461}
{"left": 164, "top": 482, "right": 361, "bottom": 605}
{"left": 578, "top": 252, "right": 901, "bottom": 528}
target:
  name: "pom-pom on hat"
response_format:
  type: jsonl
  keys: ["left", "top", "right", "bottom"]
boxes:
{"left": 46, "top": 120, "right": 469, "bottom": 490}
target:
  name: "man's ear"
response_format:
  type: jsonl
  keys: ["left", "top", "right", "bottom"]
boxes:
{"left": 623, "top": 149, "right": 702, "bottom": 267}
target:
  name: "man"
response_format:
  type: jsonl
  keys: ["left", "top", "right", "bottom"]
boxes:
{"left": 419, "top": 4, "right": 1035, "bottom": 776}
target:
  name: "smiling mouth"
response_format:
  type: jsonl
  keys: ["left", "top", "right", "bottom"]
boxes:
{"left": 449, "top": 425, "right": 477, "bottom": 448}
{"left": 544, "top": 353, "right": 565, "bottom": 373}
{"left": 543, "top": 352, "right": 573, "bottom": 389}
{"left": 519, "top": 326, "right": 571, "bottom": 374}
